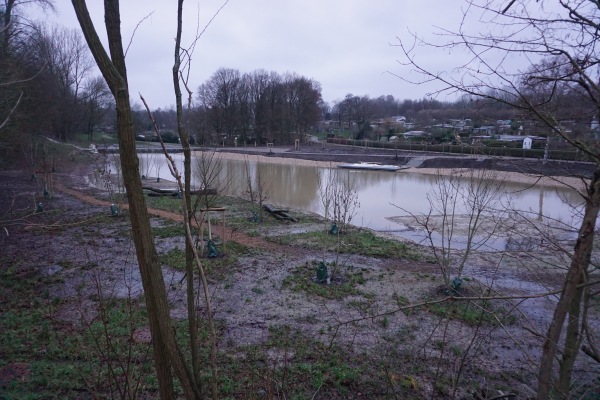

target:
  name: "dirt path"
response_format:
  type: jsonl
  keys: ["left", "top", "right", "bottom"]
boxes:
{"left": 53, "top": 180, "right": 300, "bottom": 255}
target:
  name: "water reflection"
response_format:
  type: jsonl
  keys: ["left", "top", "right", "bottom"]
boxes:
{"left": 147, "top": 153, "right": 584, "bottom": 249}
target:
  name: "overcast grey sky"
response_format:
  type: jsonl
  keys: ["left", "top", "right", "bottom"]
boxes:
{"left": 36, "top": 0, "right": 469, "bottom": 109}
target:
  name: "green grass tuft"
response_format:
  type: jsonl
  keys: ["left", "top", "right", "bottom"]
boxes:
{"left": 270, "top": 229, "right": 424, "bottom": 261}
{"left": 282, "top": 261, "right": 372, "bottom": 300}
{"left": 418, "top": 299, "right": 517, "bottom": 326}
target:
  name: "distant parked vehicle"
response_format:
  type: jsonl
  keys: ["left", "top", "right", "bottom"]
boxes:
{"left": 135, "top": 134, "right": 146, "bottom": 141}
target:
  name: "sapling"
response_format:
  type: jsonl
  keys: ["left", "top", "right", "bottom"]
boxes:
{"left": 316, "top": 165, "right": 360, "bottom": 281}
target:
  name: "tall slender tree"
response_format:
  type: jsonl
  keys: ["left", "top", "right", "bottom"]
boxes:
{"left": 70, "top": 1, "right": 199, "bottom": 398}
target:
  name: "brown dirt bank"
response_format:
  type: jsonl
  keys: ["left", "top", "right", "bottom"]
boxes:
{"left": 215, "top": 143, "right": 596, "bottom": 179}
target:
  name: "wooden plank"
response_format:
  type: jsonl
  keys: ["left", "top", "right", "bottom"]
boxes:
{"left": 263, "top": 204, "right": 297, "bottom": 222}
{"left": 143, "top": 186, "right": 217, "bottom": 195}
{"left": 263, "top": 203, "right": 289, "bottom": 213}
{"left": 147, "top": 192, "right": 177, "bottom": 197}
{"left": 143, "top": 186, "right": 178, "bottom": 194}
{"left": 278, "top": 211, "right": 298, "bottom": 222}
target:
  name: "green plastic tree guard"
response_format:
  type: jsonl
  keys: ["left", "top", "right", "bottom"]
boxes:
{"left": 329, "top": 223, "right": 338, "bottom": 235}
{"left": 316, "top": 262, "right": 328, "bottom": 283}
{"left": 207, "top": 240, "right": 218, "bottom": 258}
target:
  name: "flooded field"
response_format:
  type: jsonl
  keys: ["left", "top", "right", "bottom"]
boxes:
{"left": 135, "top": 152, "right": 585, "bottom": 250}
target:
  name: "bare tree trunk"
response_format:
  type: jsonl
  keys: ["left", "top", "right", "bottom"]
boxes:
{"left": 70, "top": 1, "right": 199, "bottom": 398}
{"left": 536, "top": 170, "right": 600, "bottom": 400}
{"left": 172, "top": 0, "right": 202, "bottom": 394}
{"left": 142, "top": 93, "right": 220, "bottom": 400}
{"left": 558, "top": 282, "right": 584, "bottom": 395}
{"left": 1, "top": 0, "right": 14, "bottom": 58}
{"left": 172, "top": 2, "right": 218, "bottom": 398}
{"left": 111, "top": 58, "right": 179, "bottom": 400}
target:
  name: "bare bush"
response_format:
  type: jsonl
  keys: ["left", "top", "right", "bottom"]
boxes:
{"left": 193, "top": 150, "right": 231, "bottom": 252}
{"left": 243, "top": 155, "right": 270, "bottom": 222}
{"left": 138, "top": 152, "right": 158, "bottom": 180}
{"left": 316, "top": 165, "right": 360, "bottom": 280}
{"left": 317, "top": 166, "right": 360, "bottom": 235}
{"left": 399, "top": 168, "right": 511, "bottom": 291}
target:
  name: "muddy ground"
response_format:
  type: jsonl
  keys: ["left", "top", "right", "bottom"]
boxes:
{"left": 1, "top": 144, "right": 599, "bottom": 399}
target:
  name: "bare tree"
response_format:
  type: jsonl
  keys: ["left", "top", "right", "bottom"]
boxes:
{"left": 318, "top": 166, "right": 359, "bottom": 235}
{"left": 396, "top": 1, "right": 600, "bottom": 397}
{"left": 138, "top": 151, "right": 158, "bottom": 180}
{"left": 0, "top": 89, "right": 22, "bottom": 131}
{"left": 196, "top": 68, "right": 323, "bottom": 145}
{"left": 81, "top": 75, "right": 111, "bottom": 141}
{"left": 33, "top": 24, "right": 95, "bottom": 140}
{"left": 169, "top": 1, "right": 230, "bottom": 397}
{"left": 193, "top": 150, "right": 231, "bottom": 251}
{"left": 243, "top": 155, "right": 270, "bottom": 222}
{"left": 21, "top": 134, "right": 40, "bottom": 179}
{"left": 1, "top": 0, "right": 55, "bottom": 57}
{"left": 399, "top": 168, "right": 511, "bottom": 291}
{"left": 70, "top": 1, "right": 199, "bottom": 398}
{"left": 193, "top": 150, "right": 228, "bottom": 210}
{"left": 0, "top": 1, "right": 52, "bottom": 163}
{"left": 198, "top": 67, "right": 242, "bottom": 140}
{"left": 316, "top": 165, "right": 360, "bottom": 279}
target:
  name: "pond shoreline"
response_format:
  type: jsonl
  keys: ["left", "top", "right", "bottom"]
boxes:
{"left": 108, "top": 140, "right": 595, "bottom": 179}
{"left": 191, "top": 146, "right": 589, "bottom": 190}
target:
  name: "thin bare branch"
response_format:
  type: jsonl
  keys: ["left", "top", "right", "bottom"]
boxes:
{"left": 124, "top": 12, "right": 155, "bottom": 57}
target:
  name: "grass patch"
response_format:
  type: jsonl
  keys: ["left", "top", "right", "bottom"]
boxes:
{"left": 0, "top": 282, "right": 155, "bottom": 398}
{"left": 159, "top": 240, "right": 249, "bottom": 273}
{"left": 72, "top": 132, "right": 119, "bottom": 146}
{"left": 417, "top": 299, "right": 517, "bottom": 326}
{"left": 282, "top": 261, "right": 371, "bottom": 300}
{"left": 227, "top": 209, "right": 291, "bottom": 231}
{"left": 153, "top": 223, "right": 186, "bottom": 238}
{"left": 146, "top": 194, "right": 247, "bottom": 216}
{"left": 219, "top": 240, "right": 249, "bottom": 256}
{"left": 217, "top": 197, "right": 320, "bottom": 234}
{"left": 0, "top": 264, "right": 30, "bottom": 296}
{"left": 215, "top": 325, "right": 373, "bottom": 398}
{"left": 170, "top": 322, "right": 383, "bottom": 399}
{"left": 159, "top": 248, "right": 186, "bottom": 270}
{"left": 270, "top": 229, "right": 424, "bottom": 260}
{"left": 146, "top": 194, "right": 280, "bottom": 235}
{"left": 145, "top": 194, "right": 185, "bottom": 214}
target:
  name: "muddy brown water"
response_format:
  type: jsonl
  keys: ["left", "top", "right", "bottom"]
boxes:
{"left": 130, "top": 153, "right": 585, "bottom": 251}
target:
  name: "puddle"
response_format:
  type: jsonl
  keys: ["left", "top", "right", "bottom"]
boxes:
{"left": 384, "top": 215, "right": 579, "bottom": 252}
{"left": 459, "top": 258, "right": 563, "bottom": 328}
